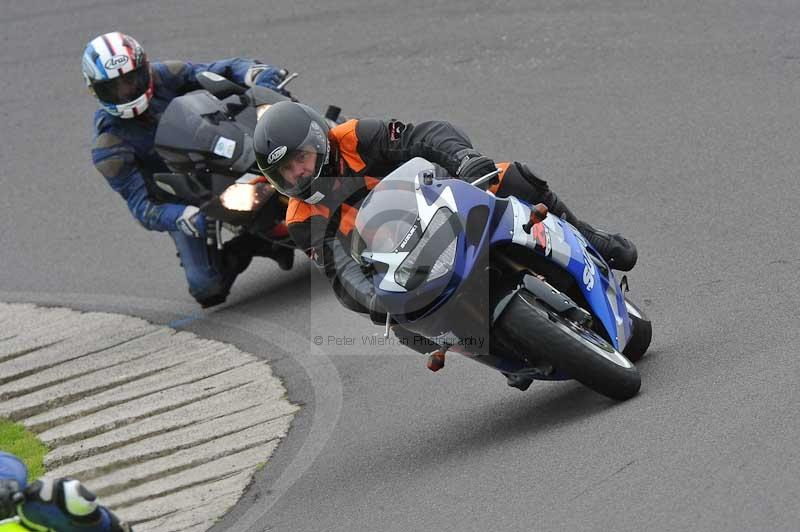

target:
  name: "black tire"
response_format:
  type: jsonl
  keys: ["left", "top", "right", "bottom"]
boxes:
{"left": 494, "top": 290, "right": 641, "bottom": 400}
{"left": 622, "top": 298, "right": 652, "bottom": 363}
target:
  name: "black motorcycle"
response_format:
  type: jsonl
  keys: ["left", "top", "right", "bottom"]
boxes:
{"left": 153, "top": 71, "right": 342, "bottom": 252}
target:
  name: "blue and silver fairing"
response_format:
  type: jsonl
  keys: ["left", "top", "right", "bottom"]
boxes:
{"left": 354, "top": 157, "right": 633, "bottom": 353}
{"left": 492, "top": 196, "right": 632, "bottom": 350}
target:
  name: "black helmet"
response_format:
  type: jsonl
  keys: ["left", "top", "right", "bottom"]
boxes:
{"left": 254, "top": 101, "right": 331, "bottom": 203}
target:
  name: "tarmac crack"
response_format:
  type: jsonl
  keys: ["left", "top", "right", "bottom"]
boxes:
{"left": 568, "top": 460, "right": 637, "bottom": 503}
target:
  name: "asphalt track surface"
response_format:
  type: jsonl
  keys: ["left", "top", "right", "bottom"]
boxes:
{"left": 1, "top": 1, "right": 799, "bottom": 531}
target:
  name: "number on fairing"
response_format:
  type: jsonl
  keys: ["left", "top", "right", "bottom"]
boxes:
{"left": 582, "top": 251, "right": 596, "bottom": 291}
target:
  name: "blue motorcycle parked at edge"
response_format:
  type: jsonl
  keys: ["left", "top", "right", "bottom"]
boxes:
{"left": 351, "top": 158, "right": 651, "bottom": 400}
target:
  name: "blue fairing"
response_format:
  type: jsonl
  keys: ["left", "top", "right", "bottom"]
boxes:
{"left": 360, "top": 158, "right": 631, "bottom": 352}
{"left": 489, "top": 196, "right": 632, "bottom": 350}
{"left": 371, "top": 177, "right": 500, "bottom": 322}
{"left": 427, "top": 178, "right": 497, "bottom": 284}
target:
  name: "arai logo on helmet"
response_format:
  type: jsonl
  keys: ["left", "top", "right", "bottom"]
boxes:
{"left": 104, "top": 55, "right": 129, "bottom": 69}
{"left": 267, "top": 146, "right": 288, "bottom": 165}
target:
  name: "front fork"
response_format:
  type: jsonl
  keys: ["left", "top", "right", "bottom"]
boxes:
{"left": 426, "top": 273, "right": 583, "bottom": 380}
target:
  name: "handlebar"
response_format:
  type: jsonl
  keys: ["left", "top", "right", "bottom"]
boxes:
{"left": 275, "top": 71, "right": 299, "bottom": 90}
{"left": 469, "top": 168, "right": 501, "bottom": 189}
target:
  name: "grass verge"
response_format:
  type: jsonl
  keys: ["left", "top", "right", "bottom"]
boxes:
{"left": 0, "top": 418, "right": 47, "bottom": 479}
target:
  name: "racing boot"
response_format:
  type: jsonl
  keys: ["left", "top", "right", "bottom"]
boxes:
{"left": 503, "top": 372, "right": 533, "bottom": 391}
{"left": 221, "top": 235, "right": 256, "bottom": 277}
{"left": 496, "top": 162, "right": 638, "bottom": 271}
{"left": 572, "top": 221, "right": 637, "bottom": 271}
{"left": 195, "top": 237, "right": 256, "bottom": 309}
{"left": 268, "top": 244, "right": 295, "bottom": 271}
{"left": 548, "top": 193, "right": 637, "bottom": 271}
{"left": 193, "top": 239, "right": 253, "bottom": 309}
{"left": 251, "top": 240, "right": 294, "bottom": 270}
{"left": 198, "top": 293, "right": 228, "bottom": 309}
{"left": 224, "top": 233, "right": 295, "bottom": 271}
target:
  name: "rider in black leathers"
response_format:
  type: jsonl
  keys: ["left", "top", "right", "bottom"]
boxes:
{"left": 253, "top": 102, "right": 637, "bottom": 385}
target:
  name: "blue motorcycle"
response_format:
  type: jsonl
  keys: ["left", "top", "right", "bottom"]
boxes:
{"left": 351, "top": 158, "right": 651, "bottom": 400}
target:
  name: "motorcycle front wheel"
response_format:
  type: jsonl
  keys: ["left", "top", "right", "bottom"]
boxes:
{"left": 494, "top": 289, "right": 641, "bottom": 400}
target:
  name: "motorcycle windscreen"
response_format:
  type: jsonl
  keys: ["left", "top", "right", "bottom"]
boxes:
{"left": 353, "top": 158, "right": 462, "bottom": 317}
{"left": 354, "top": 171, "right": 421, "bottom": 255}
{"left": 154, "top": 90, "right": 250, "bottom": 175}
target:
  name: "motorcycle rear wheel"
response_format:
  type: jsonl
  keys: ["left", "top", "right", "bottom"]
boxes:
{"left": 494, "top": 290, "right": 641, "bottom": 400}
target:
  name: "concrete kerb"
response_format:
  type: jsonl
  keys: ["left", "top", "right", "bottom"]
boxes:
{"left": 0, "top": 294, "right": 344, "bottom": 532}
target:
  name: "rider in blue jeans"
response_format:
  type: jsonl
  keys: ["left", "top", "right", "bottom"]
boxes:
{"left": 85, "top": 31, "right": 294, "bottom": 307}
{"left": 0, "top": 451, "right": 129, "bottom": 531}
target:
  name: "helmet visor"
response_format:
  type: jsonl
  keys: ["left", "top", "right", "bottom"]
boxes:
{"left": 257, "top": 121, "right": 328, "bottom": 197}
{"left": 93, "top": 63, "right": 150, "bottom": 105}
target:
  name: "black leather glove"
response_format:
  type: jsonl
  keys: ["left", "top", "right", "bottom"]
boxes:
{"left": 0, "top": 479, "right": 22, "bottom": 520}
{"left": 244, "top": 64, "right": 291, "bottom": 96}
{"left": 175, "top": 205, "right": 207, "bottom": 239}
{"left": 455, "top": 149, "right": 498, "bottom": 187}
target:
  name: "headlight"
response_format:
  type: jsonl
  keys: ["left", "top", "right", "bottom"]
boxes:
{"left": 427, "top": 238, "right": 457, "bottom": 281}
{"left": 394, "top": 208, "right": 458, "bottom": 289}
{"left": 220, "top": 183, "right": 266, "bottom": 211}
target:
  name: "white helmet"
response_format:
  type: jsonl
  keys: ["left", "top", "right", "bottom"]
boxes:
{"left": 82, "top": 32, "right": 153, "bottom": 118}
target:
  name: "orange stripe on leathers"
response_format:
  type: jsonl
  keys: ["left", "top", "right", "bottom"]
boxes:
{"left": 285, "top": 176, "right": 378, "bottom": 226}
{"left": 330, "top": 119, "right": 367, "bottom": 173}
{"left": 286, "top": 198, "right": 330, "bottom": 224}
{"left": 338, "top": 203, "right": 358, "bottom": 236}
{"left": 487, "top": 162, "right": 511, "bottom": 195}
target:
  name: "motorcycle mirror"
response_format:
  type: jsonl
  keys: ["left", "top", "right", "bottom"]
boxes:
{"left": 248, "top": 85, "right": 292, "bottom": 107}
{"left": 470, "top": 168, "right": 501, "bottom": 189}
{"left": 275, "top": 71, "right": 299, "bottom": 90}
